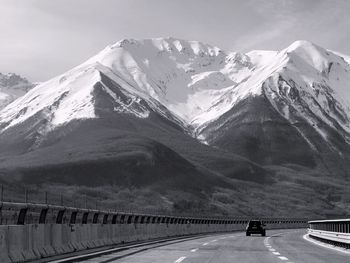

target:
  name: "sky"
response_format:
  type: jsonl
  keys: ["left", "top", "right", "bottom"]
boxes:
{"left": 0, "top": 0, "right": 350, "bottom": 82}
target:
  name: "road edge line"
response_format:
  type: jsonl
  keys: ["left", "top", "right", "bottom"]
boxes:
{"left": 303, "top": 234, "right": 350, "bottom": 255}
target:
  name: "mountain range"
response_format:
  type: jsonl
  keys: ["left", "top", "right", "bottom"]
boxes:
{"left": 1, "top": 38, "right": 350, "bottom": 218}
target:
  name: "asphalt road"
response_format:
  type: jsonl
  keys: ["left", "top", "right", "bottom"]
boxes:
{"left": 75, "top": 229, "right": 350, "bottom": 263}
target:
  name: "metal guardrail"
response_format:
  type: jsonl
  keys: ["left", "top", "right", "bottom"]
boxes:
{"left": 0, "top": 200, "right": 308, "bottom": 226}
{"left": 308, "top": 219, "right": 350, "bottom": 247}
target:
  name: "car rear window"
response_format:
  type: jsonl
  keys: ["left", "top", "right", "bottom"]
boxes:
{"left": 249, "top": 221, "right": 261, "bottom": 226}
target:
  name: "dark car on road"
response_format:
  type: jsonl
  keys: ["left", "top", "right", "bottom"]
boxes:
{"left": 246, "top": 220, "right": 266, "bottom": 236}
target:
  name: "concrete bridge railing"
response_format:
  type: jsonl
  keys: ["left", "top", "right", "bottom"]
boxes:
{"left": 0, "top": 201, "right": 307, "bottom": 262}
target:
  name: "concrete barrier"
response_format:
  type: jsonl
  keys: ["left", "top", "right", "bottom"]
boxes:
{"left": 0, "top": 223, "right": 216, "bottom": 262}
{"left": 0, "top": 201, "right": 307, "bottom": 262}
{"left": 0, "top": 221, "right": 307, "bottom": 262}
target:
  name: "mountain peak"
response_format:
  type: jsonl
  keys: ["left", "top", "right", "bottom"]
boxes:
{"left": 107, "top": 37, "right": 223, "bottom": 57}
{"left": 0, "top": 72, "right": 31, "bottom": 87}
{"left": 112, "top": 38, "right": 138, "bottom": 48}
{"left": 282, "top": 40, "right": 340, "bottom": 74}
{"left": 286, "top": 40, "right": 317, "bottom": 50}
{"left": 0, "top": 72, "right": 34, "bottom": 110}
{"left": 284, "top": 40, "right": 325, "bottom": 59}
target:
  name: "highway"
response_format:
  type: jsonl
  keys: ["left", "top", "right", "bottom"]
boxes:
{"left": 64, "top": 229, "right": 350, "bottom": 263}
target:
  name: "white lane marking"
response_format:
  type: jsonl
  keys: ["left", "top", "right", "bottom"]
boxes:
{"left": 203, "top": 242, "right": 209, "bottom": 246}
{"left": 190, "top": 248, "right": 198, "bottom": 252}
{"left": 303, "top": 234, "right": 350, "bottom": 255}
{"left": 211, "top": 239, "right": 218, "bottom": 242}
{"left": 264, "top": 232, "right": 297, "bottom": 262}
{"left": 174, "top": 256, "right": 186, "bottom": 263}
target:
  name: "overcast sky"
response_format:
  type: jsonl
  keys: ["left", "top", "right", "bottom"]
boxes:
{"left": 1, "top": 0, "right": 349, "bottom": 81}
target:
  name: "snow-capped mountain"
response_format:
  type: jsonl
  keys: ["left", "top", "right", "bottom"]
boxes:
{"left": 0, "top": 73, "right": 34, "bottom": 110}
{"left": 0, "top": 38, "right": 284, "bottom": 133}
{"left": 1, "top": 37, "right": 350, "bottom": 217}
{"left": 0, "top": 38, "right": 234, "bottom": 132}
{"left": 1, "top": 38, "right": 350, "bottom": 167}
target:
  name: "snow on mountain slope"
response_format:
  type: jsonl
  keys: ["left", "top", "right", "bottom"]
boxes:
{"left": 191, "top": 49, "right": 286, "bottom": 130}
{"left": 0, "top": 37, "right": 255, "bottom": 132}
{"left": 245, "top": 50, "right": 278, "bottom": 68}
{"left": 0, "top": 63, "right": 156, "bottom": 133}
{"left": 263, "top": 41, "right": 350, "bottom": 140}
{"left": 1, "top": 38, "right": 350, "bottom": 152}
{"left": 0, "top": 66, "right": 99, "bottom": 130}
{"left": 328, "top": 50, "right": 350, "bottom": 65}
{"left": 195, "top": 41, "right": 350, "bottom": 147}
{"left": 0, "top": 73, "right": 34, "bottom": 110}
{"left": 86, "top": 38, "right": 235, "bottom": 123}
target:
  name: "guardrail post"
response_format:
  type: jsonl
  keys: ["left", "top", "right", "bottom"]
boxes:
{"left": 0, "top": 184, "right": 3, "bottom": 202}
{"left": 24, "top": 188, "right": 28, "bottom": 203}
{"left": 17, "top": 208, "right": 27, "bottom": 225}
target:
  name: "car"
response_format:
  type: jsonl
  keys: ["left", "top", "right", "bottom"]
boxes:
{"left": 246, "top": 220, "right": 266, "bottom": 236}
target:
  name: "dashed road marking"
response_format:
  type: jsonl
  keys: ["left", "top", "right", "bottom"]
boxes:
{"left": 174, "top": 256, "right": 186, "bottom": 263}
{"left": 264, "top": 235, "right": 293, "bottom": 262}
{"left": 190, "top": 248, "right": 198, "bottom": 252}
{"left": 203, "top": 242, "right": 209, "bottom": 246}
